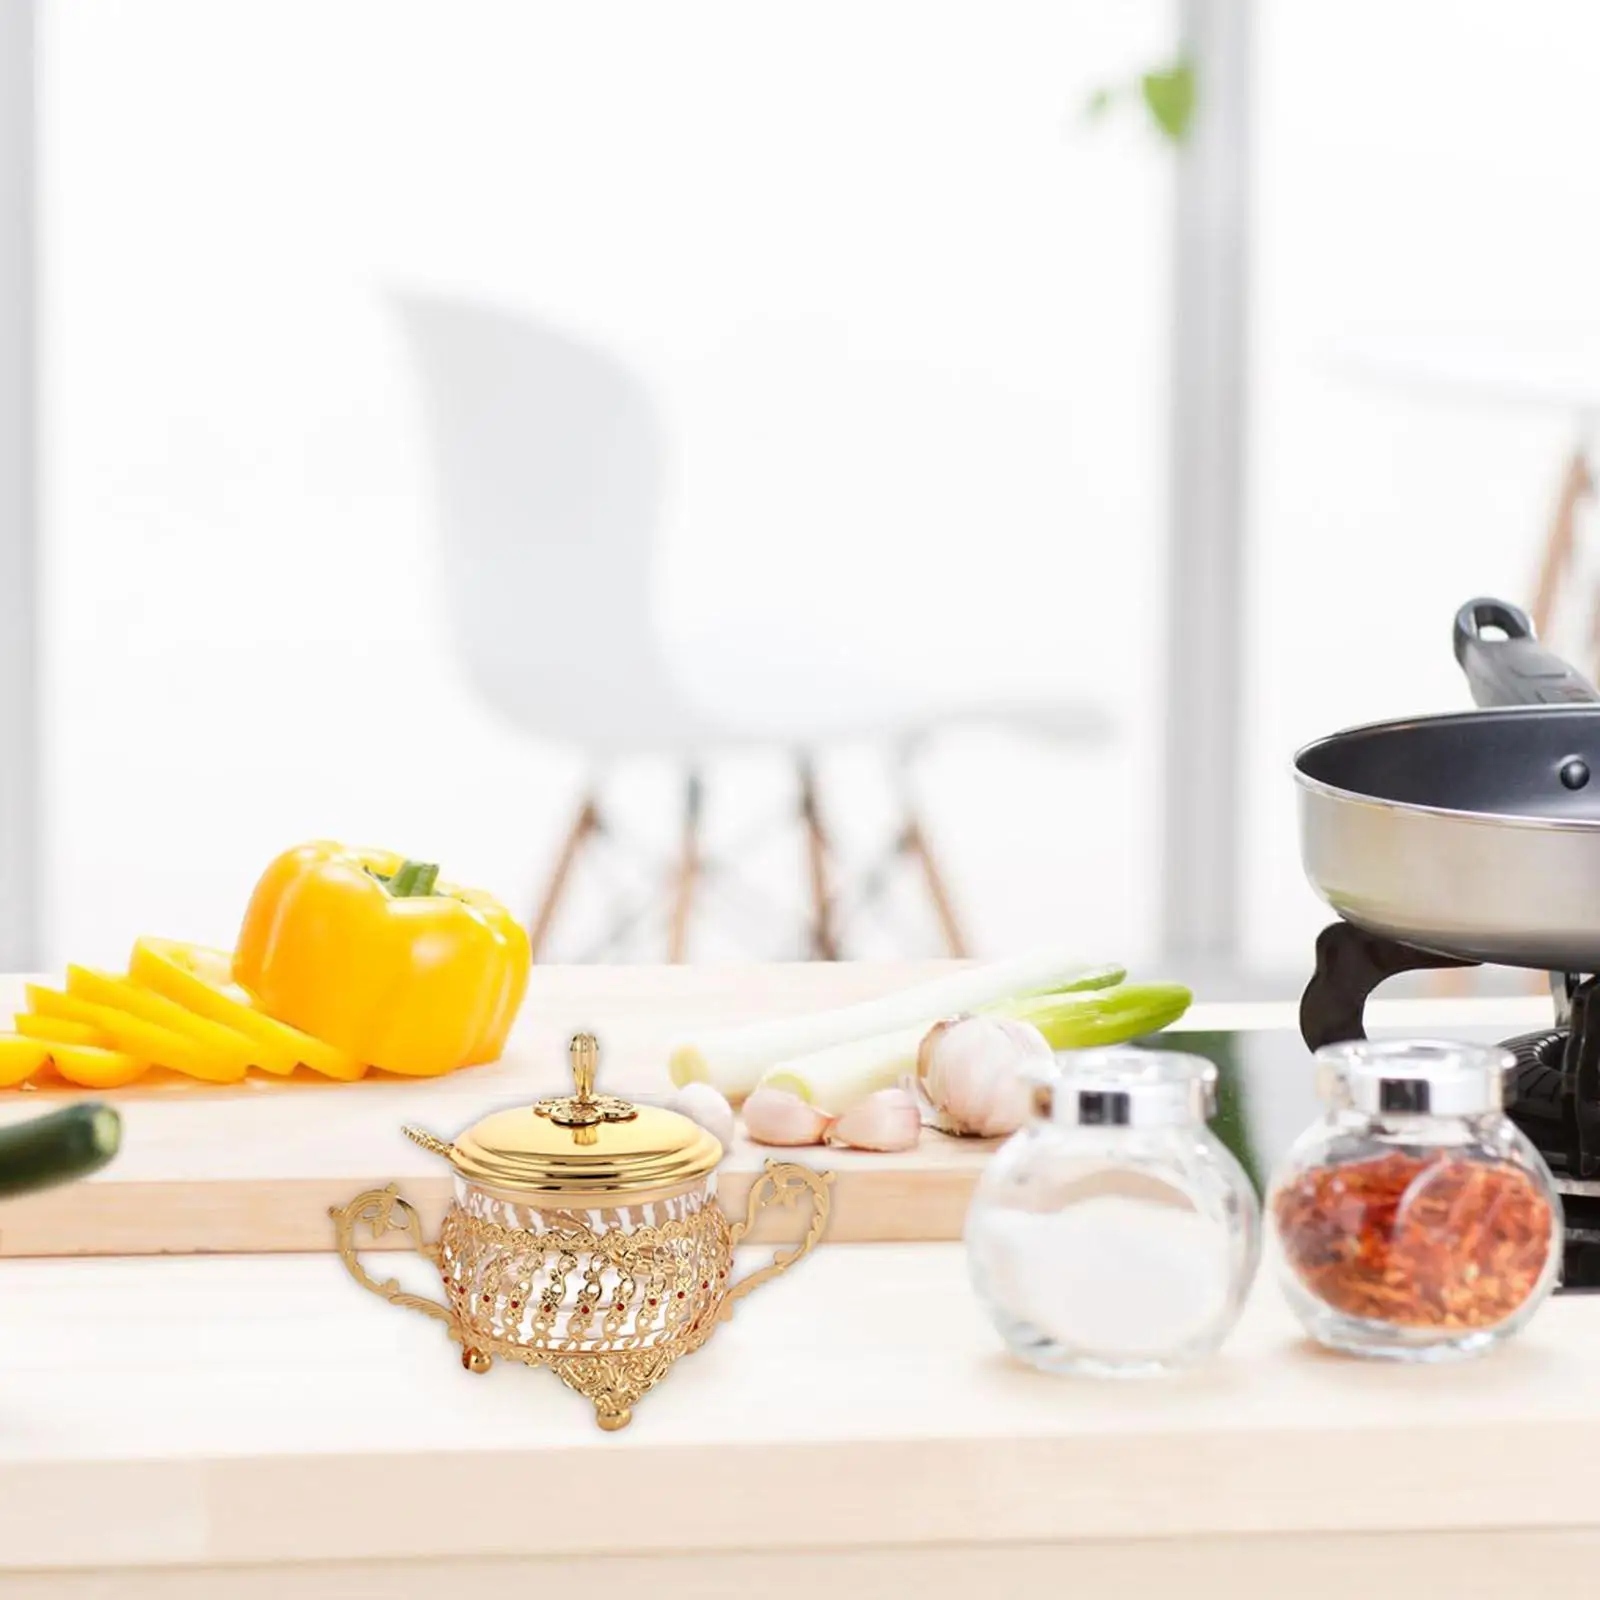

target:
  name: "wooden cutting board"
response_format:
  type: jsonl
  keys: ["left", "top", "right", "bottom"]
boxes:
{"left": 0, "top": 962, "right": 1006, "bottom": 1256}
{"left": 0, "top": 962, "right": 1540, "bottom": 1259}
{"left": 0, "top": 962, "right": 1346, "bottom": 1258}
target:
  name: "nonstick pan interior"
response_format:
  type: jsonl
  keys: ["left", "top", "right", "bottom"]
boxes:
{"left": 1296, "top": 706, "right": 1600, "bottom": 825}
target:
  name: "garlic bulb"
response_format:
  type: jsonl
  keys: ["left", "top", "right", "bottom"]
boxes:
{"left": 917, "top": 1014, "right": 1052, "bottom": 1137}
{"left": 825, "top": 1087, "right": 921, "bottom": 1152}
{"left": 741, "top": 1087, "right": 835, "bottom": 1146}
{"left": 665, "top": 1082, "right": 736, "bottom": 1151}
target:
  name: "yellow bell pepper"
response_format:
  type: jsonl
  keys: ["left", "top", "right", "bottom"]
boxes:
{"left": 46, "top": 1043, "right": 149, "bottom": 1089}
{"left": 25, "top": 984, "right": 248, "bottom": 1085}
{"left": 14, "top": 1014, "right": 109, "bottom": 1048}
{"left": 66, "top": 965, "right": 270, "bottom": 1074}
{"left": 233, "top": 842, "right": 531, "bottom": 1078}
{"left": 129, "top": 938, "right": 366, "bottom": 1081}
{"left": 0, "top": 1034, "right": 146, "bottom": 1089}
{"left": 0, "top": 1037, "right": 49, "bottom": 1087}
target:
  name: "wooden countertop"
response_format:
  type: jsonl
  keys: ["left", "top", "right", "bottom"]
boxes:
{"left": 0, "top": 975, "right": 1584, "bottom": 1596}
{"left": 0, "top": 1238, "right": 1597, "bottom": 1595}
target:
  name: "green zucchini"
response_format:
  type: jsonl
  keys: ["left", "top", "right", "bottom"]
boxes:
{"left": 0, "top": 1104, "right": 121, "bottom": 1201}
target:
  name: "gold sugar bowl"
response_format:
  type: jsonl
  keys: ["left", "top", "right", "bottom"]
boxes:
{"left": 329, "top": 1033, "right": 833, "bottom": 1430}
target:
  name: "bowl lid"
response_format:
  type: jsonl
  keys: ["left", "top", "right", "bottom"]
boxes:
{"left": 404, "top": 1034, "right": 722, "bottom": 1196}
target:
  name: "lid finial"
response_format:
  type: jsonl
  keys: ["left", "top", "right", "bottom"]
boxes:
{"left": 571, "top": 1032, "right": 598, "bottom": 1103}
{"left": 533, "top": 1034, "right": 638, "bottom": 1129}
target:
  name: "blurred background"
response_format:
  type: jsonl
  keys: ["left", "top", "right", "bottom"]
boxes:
{"left": 3, "top": 0, "right": 1597, "bottom": 997}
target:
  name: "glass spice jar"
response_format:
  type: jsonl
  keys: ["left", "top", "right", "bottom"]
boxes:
{"left": 965, "top": 1047, "right": 1261, "bottom": 1377}
{"left": 1268, "top": 1038, "right": 1562, "bottom": 1361}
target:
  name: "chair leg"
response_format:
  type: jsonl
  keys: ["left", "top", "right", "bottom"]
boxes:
{"left": 529, "top": 794, "right": 601, "bottom": 962}
{"left": 1530, "top": 444, "right": 1593, "bottom": 639}
{"left": 889, "top": 740, "right": 969, "bottom": 958}
{"left": 901, "top": 815, "right": 969, "bottom": 959}
{"left": 667, "top": 771, "right": 704, "bottom": 964}
{"left": 797, "top": 758, "right": 839, "bottom": 961}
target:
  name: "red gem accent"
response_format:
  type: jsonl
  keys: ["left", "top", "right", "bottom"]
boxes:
{"left": 676, "top": 1290, "right": 685, "bottom": 1299}
{"left": 510, "top": 1300, "right": 520, "bottom": 1309}
{"left": 700, "top": 1281, "right": 709, "bottom": 1289}
{"left": 648, "top": 1297, "right": 657, "bottom": 1306}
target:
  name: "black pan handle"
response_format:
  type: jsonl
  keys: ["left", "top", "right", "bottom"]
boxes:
{"left": 1453, "top": 597, "right": 1600, "bottom": 707}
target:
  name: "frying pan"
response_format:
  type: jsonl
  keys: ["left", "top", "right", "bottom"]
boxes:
{"left": 1294, "top": 598, "right": 1600, "bottom": 972}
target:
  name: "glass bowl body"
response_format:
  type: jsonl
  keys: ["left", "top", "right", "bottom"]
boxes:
{"left": 439, "top": 1173, "right": 729, "bottom": 1353}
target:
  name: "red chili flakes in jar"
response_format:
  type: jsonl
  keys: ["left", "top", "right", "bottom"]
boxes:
{"left": 1273, "top": 1151, "right": 1554, "bottom": 1330}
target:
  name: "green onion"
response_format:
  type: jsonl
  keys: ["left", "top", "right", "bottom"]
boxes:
{"left": 756, "top": 982, "right": 1192, "bottom": 1113}
{"left": 667, "top": 950, "right": 1126, "bottom": 1105}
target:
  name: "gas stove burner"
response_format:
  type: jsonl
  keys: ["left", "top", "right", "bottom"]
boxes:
{"left": 1499, "top": 1028, "right": 1570, "bottom": 1155}
{"left": 1298, "top": 922, "right": 1479, "bottom": 1055}
{"left": 1300, "top": 919, "right": 1600, "bottom": 1289}
{"left": 1299, "top": 920, "right": 1594, "bottom": 1173}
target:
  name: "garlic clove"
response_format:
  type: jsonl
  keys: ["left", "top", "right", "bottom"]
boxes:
{"left": 825, "top": 1087, "right": 922, "bottom": 1152}
{"left": 741, "top": 1087, "right": 835, "bottom": 1147}
{"left": 917, "top": 1014, "right": 1051, "bottom": 1137}
{"left": 666, "top": 1082, "right": 737, "bottom": 1151}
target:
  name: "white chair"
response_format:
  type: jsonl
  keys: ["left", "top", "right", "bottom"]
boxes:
{"left": 392, "top": 292, "right": 1109, "bottom": 961}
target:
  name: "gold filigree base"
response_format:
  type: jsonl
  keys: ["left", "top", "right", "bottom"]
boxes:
{"left": 454, "top": 1332, "right": 704, "bottom": 1430}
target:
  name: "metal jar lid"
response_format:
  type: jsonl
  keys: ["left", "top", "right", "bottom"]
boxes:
{"left": 402, "top": 1034, "right": 723, "bottom": 1197}
{"left": 1031, "top": 1047, "right": 1218, "bottom": 1129}
{"left": 1314, "top": 1038, "right": 1513, "bottom": 1117}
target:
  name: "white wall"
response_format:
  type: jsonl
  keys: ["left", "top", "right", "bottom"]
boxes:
{"left": 1244, "top": 0, "right": 1600, "bottom": 973}
{"left": 47, "top": 1, "right": 1600, "bottom": 988}
{"left": 38, "top": 1, "right": 1175, "bottom": 971}
{"left": 0, "top": 0, "right": 36, "bottom": 968}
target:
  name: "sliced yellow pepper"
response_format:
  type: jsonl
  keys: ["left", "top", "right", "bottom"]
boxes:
{"left": 0, "top": 1037, "right": 49, "bottom": 1087}
{"left": 66, "top": 964, "right": 273, "bottom": 1076}
{"left": 14, "top": 1014, "right": 108, "bottom": 1048}
{"left": 47, "top": 1043, "right": 149, "bottom": 1089}
{"left": 3, "top": 1028, "right": 147, "bottom": 1088}
{"left": 26, "top": 985, "right": 246, "bottom": 1085}
{"left": 233, "top": 842, "right": 530, "bottom": 1078}
{"left": 129, "top": 938, "right": 366, "bottom": 1080}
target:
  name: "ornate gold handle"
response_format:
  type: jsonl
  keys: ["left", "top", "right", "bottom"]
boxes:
{"left": 718, "top": 1160, "right": 834, "bottom": 1321}
{"left": 328, "top": 1185, "right": 460, "bottom": 1338}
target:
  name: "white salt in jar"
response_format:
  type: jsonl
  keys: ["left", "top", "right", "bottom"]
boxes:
{"left": 965, "top": 1047, "right": 1260, "bottom": 1376}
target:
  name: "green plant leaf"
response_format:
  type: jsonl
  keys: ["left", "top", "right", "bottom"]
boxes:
{"left": 1140, "top": 60, "right": 1196, "bottom": 144}
{"left": 1083, "top": 84, "right": 1119, "bottom": 121}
